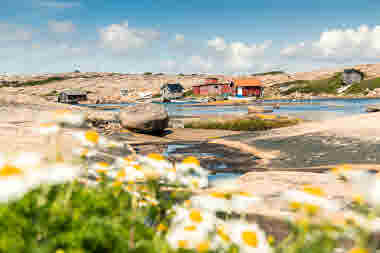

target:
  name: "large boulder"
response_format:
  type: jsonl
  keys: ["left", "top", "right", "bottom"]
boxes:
{"left": 119, "top": 103, "right": 169, "bottom": 133}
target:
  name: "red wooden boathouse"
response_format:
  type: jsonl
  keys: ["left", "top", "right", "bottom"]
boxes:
{"left": 192, "top": 78, "right": 233, "bottom": 96}
{"left": 232, "top": 78, "right": 264, "bottom": 97}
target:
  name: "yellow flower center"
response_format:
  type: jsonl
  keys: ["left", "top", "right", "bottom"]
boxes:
{"left": 133, "top": 165, "right": 142, "bottom": 171}
{"left": 289, "top": 202, "right": 302, "bottom": 210}
{"left": 196, "top": 241, "right": 210, "bottom": 252}
{"left": 192, "top": 179, "right": 200, "bottom": 188}
{"left": 217, "top": 226, "right": 230, "bottom": 242}
{"left": 347, "top": 248, "right": 368, "bottom": 253}
{"left": 183, "top": 156, "right": 200, "bottom": 166}
{"left": 209, "top": 192, "right": 227, "bottom": 199}
{"left": 148, "top": 153, "right": 165, "bottom": 161}
{"left": 0, "top": 164, "right": 23, "bottom": 178}
{"left": 242, "top": 231, "right": 258, "bottom": 248}
{"left": 97, "top": 162, "right": 110, "bottom": 168}
{"left": 112, "top": 181, "right": 123, "bottom": 187}
{"left": 85, "top": 131, "right": 99, "bottom": 144}
{"left": 167, "top": 167, "right": 176, "bottom": 173}
{"left": 117, "top": 169, "right": 126, "bottom": 179}
{"left": 353, "top": 194, "right": 364, "bottom": 205}
{"left": 267, "top": 235, "right": 275, "bottom": 244}
{"left": 40, "top": 122, "right": 57, "bottom": 128}
{"left": 331, "top": 164, "right": 353, "bottom": 173}
{"left": 189, "top": 209, "right": 203, "bottom": 223}
{"left": 157, "top": 223, "right": 167, "bottom": 232}
{"left": 296, "top": 218, "right": 309, "bottom": 228}
{"left": 178, "top": 240, "right": 189, "bottom": 248}
{"left": 184, "top": 199, "right": 191, "bottom": 207}
{"left": 123, "top": 157, "right": 133, "bottom": 164}
{"left": 303, "top": 203, "right": 320, "bottom": 216}
{"left": 301, "top": 185, "right": 325, "bottom": 197}
{"left": 80, "top": 148, "right": 89, "bottom": 157}
{"left": 96, "top": 169, "right": 108, "bottom": 174}
{"left": 184, "top": 225, "right": 197, "bottom": 231}
{"left": 237, "top": 191, "right": 253, "bottom": 197}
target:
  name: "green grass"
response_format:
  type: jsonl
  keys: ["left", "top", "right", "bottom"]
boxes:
{"left": 185, "top": 117, "right": 299, "bottom": 131}
{"left": 280, "top": 73, "right": 344, "bottom": 95}
{"left": 344, "top": 77, "right": 380, "bottom": 94}
{"left": 3, "top": 77, "right": 68, "bottom": 87}
{"left": 183, "top": 90, "right": 194, "bottom": 97}
{"left": 251, "top": 71, "right": 285, "bottom": 76}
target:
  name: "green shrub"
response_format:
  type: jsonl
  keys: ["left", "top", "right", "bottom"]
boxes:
{"left": 280, "top": 73, "right": 345, "bottom": 95}
{"left": 344, "top": 77, "right": 380, "bottom": 94}
{"left": 251, "top": 71, "right": 285, "bottom": 76}
{"left": 184, "top": 117, "right": 299, "bottom": 131}
{"left": 11, "top": 77, "right": 67, "bottom": 87}
{"left": 0, "top": 181, "right": 192, "bottom": 253}
{"left": 144, "top": 72, "right": 153, "bottom": 76}
{"left": 183, "top": 90, "right": 194, "bottom": 97}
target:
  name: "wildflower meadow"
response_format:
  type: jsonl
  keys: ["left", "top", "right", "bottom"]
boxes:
{"left": 0, "top": 109, "right": 379, "bottom": 253}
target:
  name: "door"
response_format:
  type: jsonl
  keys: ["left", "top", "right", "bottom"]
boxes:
{"left": 237, "top": 87, "right": 243, "bottom": 96}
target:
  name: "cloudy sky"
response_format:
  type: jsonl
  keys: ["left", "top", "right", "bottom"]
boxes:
{"left": 1, "top": 0, "right": 380, "bottom": 74}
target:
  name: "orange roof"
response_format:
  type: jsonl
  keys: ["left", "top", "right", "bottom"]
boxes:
{"left": 233, "top": 78, "right": 263, "bottom": 87}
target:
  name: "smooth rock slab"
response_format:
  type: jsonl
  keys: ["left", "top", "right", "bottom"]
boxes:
{"left": 119, "top": 103, "right": 169, "bottom": 133}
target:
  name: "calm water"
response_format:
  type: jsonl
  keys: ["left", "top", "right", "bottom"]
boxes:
{"left": 81, "top": 98, "right": 380, "bottom": 121}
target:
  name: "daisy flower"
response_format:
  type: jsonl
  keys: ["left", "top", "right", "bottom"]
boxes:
{"left": 230, "top": 192, "right": 262, "bottom": 214}
{"left": 73, "top": 147, "right": 97, "bottom": 158}
{"left": 213, "top": 223, "right": 232, "bottom": 250}
{"left": 190, "top": 192, "right": 231, "bottom": 213}
{"left": 72, "top": 130, "right": 106, "bottom": 148}
{"left": 166, "top": 223, "right": 211, "bottom": 251}
{"left": 0, "top": 163, "right": 30, "bottom": 203}
{"left": 171, "top": 207, "right": 216, "bottom": 232}
{"left": 282, "top": 185, "right": 339, "bottom": 214}
{"left": 42, "top": 163, "right": 81, "bottom": 185}
{"left": 138, "top": 153, "right": 172, "bottom": 175}
{"left": 52, "top": 109, "right": 86, "bottom": 127}
{"left": 176, "top": 156, "right": 208, "bottom": 177}
{"left": 89, "top": 162, "right": 113, "bottom": 177}
{"left": 10, "top": 152, "right": 43, "bottom": 172}
{"left": 179, "top": 175, "right": 208, "bottom": 189}
{"left": 37, "top": 122, "right": 61, "bottom": 135}
{"left": 227, "top": 221, "right": 271, "bottom": 253}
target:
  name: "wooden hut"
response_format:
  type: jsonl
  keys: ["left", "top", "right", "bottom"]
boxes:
{"left": 57, "top": 90, "right": 87, "bottom": 104}
{"left": 192, "top": 78, "right": 233, "bottom": 96}
{"left": 232, "top": 78, "right": 264, "bottom": 97}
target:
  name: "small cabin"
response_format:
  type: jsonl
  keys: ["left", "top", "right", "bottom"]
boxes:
{"left": 57, "top": 90, "right": 87, "bottom": 104}
{"left": 192, "top": 78, "right": 233, "bottom": 96}
{"left": 232, "top": 78, "right": 264, "bottom": 97}
{"left": 342, "top": 69, "right": 364, "bottom": 85}
{"left": 160, "top": 83, "right": 184, "bottom": 101}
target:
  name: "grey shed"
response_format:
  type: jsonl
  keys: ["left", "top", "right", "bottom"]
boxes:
{"left": 342, "top": 69, "right": 364, "bottom": 85}
{"left": 58, "top": 90, "right": 87, "bottom": 104}
{"left": 160, "top": 83, "right": 184, "bottom": 102}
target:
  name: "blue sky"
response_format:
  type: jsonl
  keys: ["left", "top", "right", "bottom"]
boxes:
{"left": 1, "top": 0, "right": 380, "bottom": 74}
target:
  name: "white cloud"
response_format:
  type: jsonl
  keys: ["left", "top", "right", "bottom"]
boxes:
{"left": 0, "top": 24, "right": 33, "bottom": 42}
{"left": 187, "top": 55, "right": 214, "bottom": 72}
{"left": 207, "top": 37, "right": 272, "bottom": 71}
{"left": 99, "top": 21, "right": 160, "bottom": 52}
{"left": 48, "top": 20, "right": 76, "bottom": 33}
{"left": 38, "top": 0, "right": 81, "bottom": 9}
{"left": 281, "top": 25, "right": 380, "bottom": 60}
{"left": 174, "top": 34, "right": 185, "bottom": 43}
{"left": 207, "top": 37, "right": 227, "bottom": 51}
